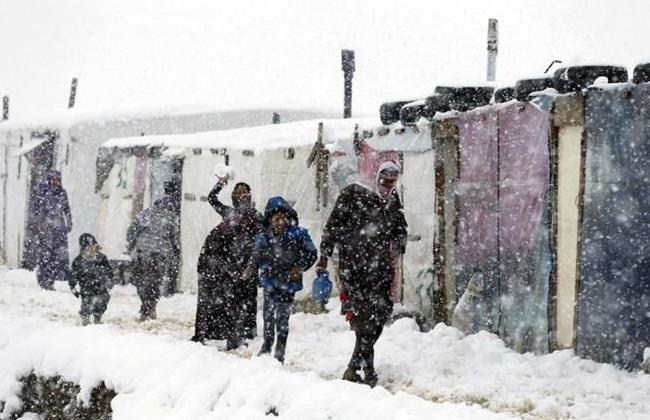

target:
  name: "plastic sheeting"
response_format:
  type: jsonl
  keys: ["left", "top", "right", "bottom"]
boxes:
{"left": 453, "top": 108, "right": 499, "bottom": 333}
{"left": 451, "top": 101, "right": 551, "bottom": 353}
{"left": 577, "top": 84, "right": 650, "bottom": 370}
{"left": 497, "top": 101, "right": 551, "bottom": 354}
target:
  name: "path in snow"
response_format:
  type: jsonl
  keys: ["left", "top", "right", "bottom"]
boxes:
{"left": 2, "top": 268, "right": 650, "bottom": 420}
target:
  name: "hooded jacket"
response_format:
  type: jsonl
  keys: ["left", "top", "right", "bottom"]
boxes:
{"left": 70, "top": 245, "right": 112, "bottom": 298}
{"left": 249, "top": 197, "right": 317, "bottom": 292}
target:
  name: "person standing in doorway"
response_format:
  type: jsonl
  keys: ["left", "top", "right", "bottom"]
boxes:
{"left": 32, "top": 170, "right": 73, "bottom": 290}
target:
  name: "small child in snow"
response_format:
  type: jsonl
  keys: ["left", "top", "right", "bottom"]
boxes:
{"left": 69, "top": 233, "right": 112, "bottom": 325}
{"left": 242, "top": 197, "right": 317, "bottom": 363}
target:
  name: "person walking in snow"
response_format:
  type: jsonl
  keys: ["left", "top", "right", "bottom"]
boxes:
{"left": 69, "top": 233, "right": 112, "bottom": 325}
{"left": 32, "top": 169, "right": 73, "bottom": 290}
{"left": 208, "top": 177, "right": 262, "bottom": 338}
{"left": 241, "top": 196, "right": 317, "bottom": 363}
{"left": 127, "top": 184, "right": 180, "bottom": 321}
{"left": 194, "top": 210, "right": 259, "bottom": 348}
{"left": 317, "top": 161, "right": 408, "bottom": 387}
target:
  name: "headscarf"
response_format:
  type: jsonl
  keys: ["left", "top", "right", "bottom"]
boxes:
{"left": 375, "top": 161, "right": 400, "bottom": 199}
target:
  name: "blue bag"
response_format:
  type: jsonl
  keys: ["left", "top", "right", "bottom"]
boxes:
{"left": 311, "top": 269, "right": 332, "bottom": 305}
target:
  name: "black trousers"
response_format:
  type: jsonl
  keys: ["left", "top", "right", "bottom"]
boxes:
{"left": 133, "top": 253, "right": 164, "bottom": 318}
{"left": 348, "top": 314, "right": 384, "bottom": 370}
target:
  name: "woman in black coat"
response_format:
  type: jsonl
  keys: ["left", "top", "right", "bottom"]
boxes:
{"left": 192, "top": 208, "right": 259, "bottom": 349}
{"left": 208, "top": 181, "right": 262, "bottom": 338}
{"left": 318, "top": 161, "right": 408, "bottom": 386}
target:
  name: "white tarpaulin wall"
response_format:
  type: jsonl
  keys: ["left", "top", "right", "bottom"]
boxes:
{"left": 363, "top": 122, "right": 436, "bottom": 316}
{"left": 97, "top": 154, "right": 142, "bottom": 260}
{"left": 1, "top": 131, "right": 30, "bottom": 266}
{"left": 179, "top": 151, "right": 224, "bottom": 292}
{"left": 0, "top": 128, "right": 50, "bottom": 267}
{"left": 554, "top": 125, "right": 583, "bottom": 349}
{"left": 400, "top": 150, "right": 435, "bottom": 316}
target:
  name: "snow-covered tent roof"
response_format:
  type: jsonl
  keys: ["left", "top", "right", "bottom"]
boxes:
{"left": 0, "top": 105, "right": 328, "bottom": 132}
{"left": 101, "top": 117, "right": 377, "bottom": 152}
{"left": 360, "top": 119, "right": 433, "bottom": 153}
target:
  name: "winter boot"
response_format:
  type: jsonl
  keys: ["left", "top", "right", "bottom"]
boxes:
{"left": 244, "top": 328, "right": 257, "bottom": 340}
{"left": 363, "top": 368, "right": 378, "bottom": 388}
{"left": 258, "top": 339, "right": 273, "bottom": 356}
{"left": 226, "top": 337, "right": 242, "bottom": 351}
{"left": 274, "top": 342, "right": 286, "bottom": 364}
{"left": 342, "top": 367, "right": 362, "bottom": 383}
{"left": 190, "top": 334, "right": 205, "bottom": 344}
{"left": 80, "top": 315, "right": 91, "bottom": 326}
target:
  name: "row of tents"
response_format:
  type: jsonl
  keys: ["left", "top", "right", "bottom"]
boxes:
{"left": 1, "top": 63, "right": 649, "bottom": 370}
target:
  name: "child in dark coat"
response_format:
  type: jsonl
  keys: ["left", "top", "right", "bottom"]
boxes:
{"left": 242, "top": 196, "right": 317, "bottom": 363}
{"left": 69, "top": 233, "right": 112, "bottom": 325}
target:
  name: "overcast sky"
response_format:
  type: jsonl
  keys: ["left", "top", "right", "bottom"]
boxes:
{"left": 1, "top": 0, "right": 649, "bottom": 120}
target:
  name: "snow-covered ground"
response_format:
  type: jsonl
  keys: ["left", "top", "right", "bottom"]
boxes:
{"left": 1, "top": 268, "right": 649, "bottom": 420}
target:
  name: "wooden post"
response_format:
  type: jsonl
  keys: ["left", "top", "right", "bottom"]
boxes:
{"left": 314, "top": 122, "right": 324, "bottom": 211}
{"left": 486, "top": 19, "right": 498, "bottom": 82}
{"left": 2, "top": 96, "right": 8, "bottom": 121}
{"left": 432, "top": 120, "right": 459, "bottom": 325}
{"left": 341, "top": 50, "right": 355, "bottom": 118}
{"left": 68, "top": 78, "right": 78, "bottom": 109}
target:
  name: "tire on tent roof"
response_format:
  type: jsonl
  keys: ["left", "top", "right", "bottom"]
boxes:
{"left": 379, "top": 100, "right": 416, "bottom": 125}
{"left": 513, "top": 77, "right": 554, "bottom": 101}
{"left": 553, "top": 65, "right": 628, "bottom": 93}
{"left": 399, "top": 100, "right": 427, "bottom": 126}
{"left": 434, "top": 86, "right": 494, "bottom": 112}
{"left": 424, "top": 94, "right": 451, "bottom": 116}
{"left": 494, "top": 87, "right": 515, "bottom": 103}
{"left": 633, "top": 63, "right": 650, "bottom": 84}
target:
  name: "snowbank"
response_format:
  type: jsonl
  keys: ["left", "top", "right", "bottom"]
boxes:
{"left": 1, "top": 319, "right": 521, "bottom": 420}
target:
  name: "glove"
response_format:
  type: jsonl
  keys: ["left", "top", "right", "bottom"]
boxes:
{"left": 339, "top": 292, "right": 354, "bottom": 321}
{"left": 71, "top": 287, "right": 80, "bottom": 298}
{"left": 287, "top": 266, "right": 302, "bottom": 282}
{"left": 240, "top": 266, "right": 255, "bottom": 282}
{"left": 316, "top": 256, "right": 328, "bottom": 270}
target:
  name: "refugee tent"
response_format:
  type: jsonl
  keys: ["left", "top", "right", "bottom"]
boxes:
{"left": 0, "top": 107, "right": 324, "bottom": 268}
{"left": 96, "top": 118, "right": 374, "bottom": 294}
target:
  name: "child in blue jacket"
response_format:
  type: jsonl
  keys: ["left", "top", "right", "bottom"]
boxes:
{"left": 242, "top": 196, "right": 317, "bottom": 363}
